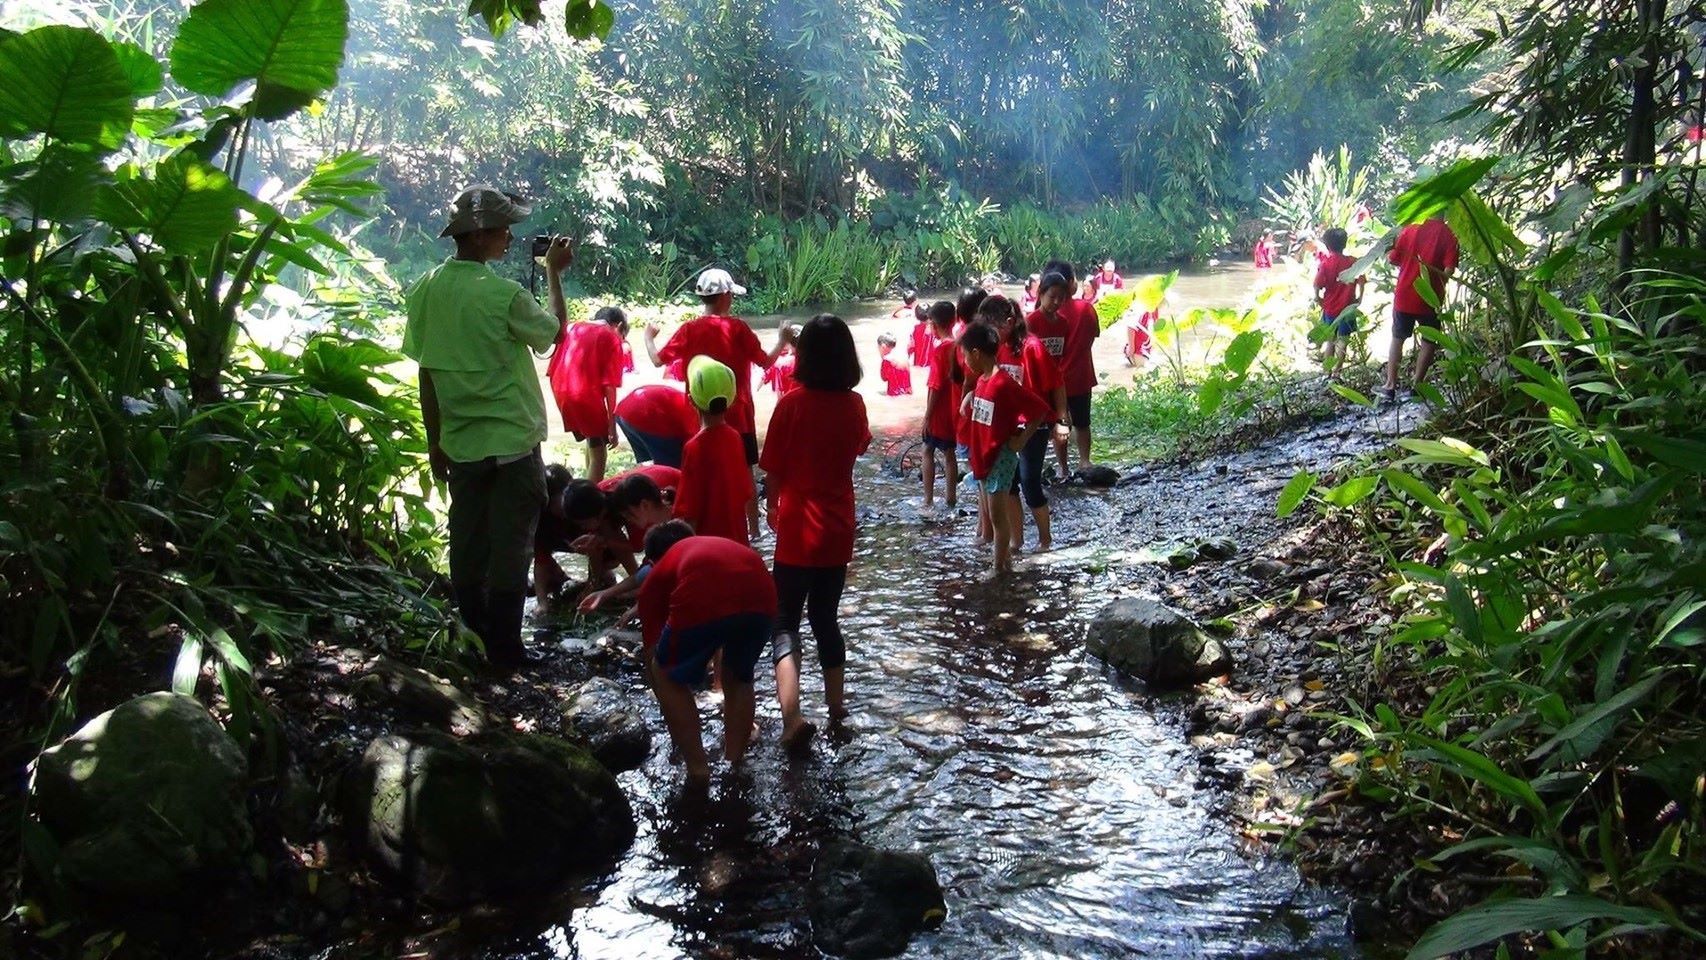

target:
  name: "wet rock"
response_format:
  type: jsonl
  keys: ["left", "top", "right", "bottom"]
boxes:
{"left": 33, "top": 692, "right": 251, "bottom": 902}
{"left": 1239, "top": 704, "right": 1273, "bottom": 732}
{"left": 561, "top": 677, "right": 652, "bottom": 773}
{"left": 1085, "top": 596, "right": 1233, "bottom": 688}
{"left": 1247, "top": 558, "right": 1289, "bottom": 581}
{"left": 1115, "top": 467, "right": 1151, "bottom": 487}
{"left": 1078, "top": 465, "right": 1122, "bottom": 488}
{"left": 343, "top": 728, "right": 635, "bottom": 903}
{"left": 1195, "top": 536, "right": 1238, "bottom": 561}
{"left": 353, "top": 658, "right": 490, "bottom": 736}
{"left": 1164, "top": 544, "right": 1200, "bottom": 570}
{"left": 809, "top": 840, "right": 946, "bottom": 959}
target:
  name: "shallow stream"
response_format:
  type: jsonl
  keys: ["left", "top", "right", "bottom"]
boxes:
{"left": 501, "top": 402, "right": 1424, "bottom": 960}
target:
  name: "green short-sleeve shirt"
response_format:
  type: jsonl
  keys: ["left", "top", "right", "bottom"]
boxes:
{"left": 402, "top": 259, "right": 561, "bottom": 463}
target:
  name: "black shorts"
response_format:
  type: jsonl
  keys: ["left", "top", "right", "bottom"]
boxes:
{"left": 1065, "top": 393, "right": 1091, "bottom": 429}
{"left": 741, "top": 431, "right": 759, "bottom": 466}
{"left": 1391, "top": 310, "right": 1440, "bottom": 340}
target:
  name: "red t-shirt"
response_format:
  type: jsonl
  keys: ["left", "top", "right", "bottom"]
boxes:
{"left": 547, "top": 322, "right": 623, "bottom": 440}
{"left": 966, "top": 369, "right": 1054, "bottom": 479}
{"left": 909, "top": 321, "right": 933, "bottom": 367}
{"left": 996, "top": 335, "right": 1060, "bottom": 422}
{"left": 599, "top": 464, "right": 682, "bottom": 551}
{"left": 655, "top": 315, "right": 771, "bottom": 434}
{"left": 1094, "top": 271, "right": 1124, "bottom": 292}
{"left": 924, "top": 338, "right": 959, "bottom": 443}
{"left": 880, "top": 357, "right": 913, "bottom": 396}
{"left": 1314, "top": 252, "right": 1360, "bottom": 316}
{"left": 615, "top": 384, "right": 700, "bottom": 441}
{"left": 621, "top": 341, "right": 635, "bottom": 374}
{"left": 760, "top": 389, "right": 871, "bottom": 567}
{"left": 1389, "top": 219, "right": 1459, "bottom": 316}
{"left": 1253, "top": 240, "right": 1273, "bottom": 269}
{"left": 674, "top": 423, "right": 753, "bottom": 544}
{"left": 761, "top": 353, "right": 801, "bottom": 395}
{"left": 1061, "top": 299, "right": 1101, "bottom": 396}
{"left": 637, "top": 536, "right": 776, "bottom": 649}
{"left": 953, "top": 345, "right": 976, "bottom": 445}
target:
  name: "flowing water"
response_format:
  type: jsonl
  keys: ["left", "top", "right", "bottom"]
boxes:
{"left": 492, "top": 261, "right": 1399, "bottom": 958}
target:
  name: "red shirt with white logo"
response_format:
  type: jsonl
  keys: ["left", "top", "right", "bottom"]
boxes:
{"left": 656, "top": 315, "right": 771, "bottom": 434}
{"left": 674, "top": 423, "right": 753, "bottom": 544}
{"left": 760, "top": 389, "right": 871, "bottom": 567}
{"left": 996, "top": 335, "right": 1060, "bottom": 423}
{"left": 637, "top": 536, "right": 776, "bottom": 649}
{"left": 547, "top": 322, "right": 623, "bottom": 440}
{"left": 924, "top": 338, "right": 959, "bottom": 444}
{"left": 966, "top": 369, "right": 1055, "bottom": 479}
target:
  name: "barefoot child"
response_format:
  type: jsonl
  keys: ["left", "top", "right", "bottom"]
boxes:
{"left": 955, "top": 287, "right": 991, "bottom": 542}
{"left": 760, "top": 314, "right": 870, "bottom": 745}
{"left": 547, "top": 306, "right": 626, "bottom": 482}
{"left": 921, "top": 301, "right": 961, "bottom": 510}
{"left": 982, "top": 295, "right": 1067, "bottom": 552}
{"left": 636, "top": 520, "right": 774, "bottom": 783}
{"left": 959, "top": 323, "right": 1052, "bottom": 575}
{"left": 675, "top": 357, "right": 756, "bottom": 545}
{"left": 1313, "top": 227, "right": 1364, "bottom": 379}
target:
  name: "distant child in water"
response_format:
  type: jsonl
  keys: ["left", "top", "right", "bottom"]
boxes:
{"left": 959, "top": 322, "right": 1052, "bottom": 575}
{"left": 1253, "top": 231, "right": 1275, "bottom": 270}
{"left": 878, "top": 334, "right": 912, "bottom": 396}
{"left": 891, "top": 290, "right": 919, "bottom": 321}
{"left": 908, "top": 299, "right": 933, "bottom": 367}
{"left": 921, "top": 300, "right": 961, "bottom": 510}
{"left": 761, "top": 323, "right": 802, "bottom": 395}
{"left": 1313, "top": 227, "right": 1364, "bottom": 380}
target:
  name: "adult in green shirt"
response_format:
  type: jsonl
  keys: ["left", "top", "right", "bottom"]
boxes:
{"left": 402, "top": 185, "right": 574, "bottom": 669}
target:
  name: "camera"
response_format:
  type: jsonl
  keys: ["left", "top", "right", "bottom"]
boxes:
{"left": 530, "top": 235, "right": 552, "bottom": 258}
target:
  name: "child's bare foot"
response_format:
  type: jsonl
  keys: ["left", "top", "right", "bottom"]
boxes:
{"left": 781, "top": 719, "right": 817, "bottom": 754}
{"left": 685, "top": 761, "right": 712, "bottom": 784}
{"left": 1035, "top": 539, "right": 1052, "bottom": 552}
{"left": 828, "top": 703, "right": 850, "bottom": 722}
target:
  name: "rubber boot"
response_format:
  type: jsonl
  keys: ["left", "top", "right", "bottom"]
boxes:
{"left": 484, "top": 589, "right": 528, "bottom": 670}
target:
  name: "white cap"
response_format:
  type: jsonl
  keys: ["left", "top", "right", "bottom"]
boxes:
{"left": 694, "top": 268, "right": 747, "bottom": 297}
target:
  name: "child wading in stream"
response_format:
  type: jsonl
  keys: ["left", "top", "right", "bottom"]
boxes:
{"left": 547, "top": 305, "right": 625, "bottom": 482}
{"left": 760, "top": 314, "right": 871, "bottom": 746}
{"left": 959, "top": 322, "right": 1052, "bottom": 576}
{"left": 982, "top": 294, "right": 1067, "bottom": 552}
{"left": 636, "top": 520, "right": 775, "bottom": 783}
{"left": 921, "top": 300, "right": 960, "bottom": 510}
{"left": 954, "top": 287, "right": 991, "bottom": 542}
{"left": 674, "top": 356, "right": 755, "bottom": 545}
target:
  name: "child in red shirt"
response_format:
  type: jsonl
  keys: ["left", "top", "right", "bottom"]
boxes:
{"left": 576, "top": 469, "right": 683, "bottom": 616}
{"left": 984, "top": 294, "right": 1066, "bottom": 552}
{"left": 877, "top": 334, "right": 912, "bottom": 395}
{"left": 674, "top": 357, "right": 755, "bottom": 545}
{"left": 760, "top": 324, "right": 802, "bottom": 395}
{"left": 908, "top": 306, "right": 933, "bottom": 368}
{"left": 921, "top": 301, "right": 961, "bottom": 510}
{"left": 547, "top": 306, "right": 625, "bottom": 482}
{"left": 615, "top": 384, "right": 699, "bottom": 469}
{"left": 760, "top": 313, "right": 871, "bottom": 745}
{"left": 636, "top": 521, "right": 775, "bottom": 782}
{"left": 954, "top": 287, "right": 992, "bottom": 542}
{"left": 959, "top": 322, "right": 1052, "bottom": 576}
{"left": 1253, "top": 231, "right": 1275, "bottom": 269}
{"left": 1312, "top": 227, "right": 1365, "bottom": 380}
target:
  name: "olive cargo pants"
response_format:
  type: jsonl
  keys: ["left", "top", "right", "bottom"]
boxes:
{"left": 447, "top": 448, "right": 544, "bottom": 667}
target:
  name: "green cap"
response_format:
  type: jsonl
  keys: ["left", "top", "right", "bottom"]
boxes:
{"left": 686, "top": 355, "right": 736, "bottom": 413}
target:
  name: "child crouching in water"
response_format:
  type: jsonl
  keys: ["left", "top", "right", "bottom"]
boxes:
{"left": 959, "top": 323, "right": 1053, "bottom": 575}
{"left": 878, "top": 334, "right": 912, "bottom": 396}
{"left": 635, "top": 520, "right": 775, "bottom": 783}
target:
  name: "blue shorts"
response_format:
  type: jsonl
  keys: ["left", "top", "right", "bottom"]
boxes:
{"left": 653, "top": 612, "right": 771, "bottom": 686}
{"left": 615, "top": 418, "right": 685, "bottom": 468}
{"left": 955, "top": 443, "right": 970, "bottom": 460}
{"left": 1324, "top": 308, "right": 1357, "bottom": 338}
{"left": 923, "top": 434, "right": 955, "bottom": 453}
{"left": 979, "top": 447, "right": 1020, "bottom": 495}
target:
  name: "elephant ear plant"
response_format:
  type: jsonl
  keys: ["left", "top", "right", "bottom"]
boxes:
{"left": 0, "top": 0, "right": 447, "bottom": 794}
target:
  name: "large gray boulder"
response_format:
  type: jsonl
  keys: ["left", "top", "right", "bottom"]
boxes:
{"left": 353, "top": 657, "right": 490, "bottom": 736}
{"left": 343, "top": 728, "right": 635, "bottom": 903}
{"left": 562, "top": 677, "right": 652, "bottom": 773}
{"left": 33, "top": 692, "right": 251, "bottom": 901}
{"left": 1085, "top": 596, "right": 1232, "bottom": 687}
{"left": 809, "top": 840, "right": 946, "bottom": 959}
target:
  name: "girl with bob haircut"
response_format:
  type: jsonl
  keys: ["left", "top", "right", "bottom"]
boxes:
{"left": 758, "top": 314, "right": 871, "bottom": 748}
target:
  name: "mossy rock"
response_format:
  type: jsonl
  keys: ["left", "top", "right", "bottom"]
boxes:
{"left": 33, "top": 692, "right": 251, "bottom": 903}
{"left": 343, "top": 728, "right": 635, "bottom": 903}
{"left": 1086, "top": 596, "right": 1232, "bottom": 688}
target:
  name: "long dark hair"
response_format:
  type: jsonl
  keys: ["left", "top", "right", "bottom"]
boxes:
{"left": 793, "top": 313, "right": 862, "bottom": 391}
{"left": 976, "top": 295, "right": 1026, "bottom": 352}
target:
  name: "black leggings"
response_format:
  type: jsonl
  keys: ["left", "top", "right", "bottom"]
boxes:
{"left": 772, "top": 563, "right": 848, "bottom": 669}
{"left": 1016, "top": 427, "right": 1050, "bottom": 509}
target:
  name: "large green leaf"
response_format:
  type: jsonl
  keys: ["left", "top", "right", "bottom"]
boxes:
{"left": 564, "top": 0, "right": 616, "bottom": 40}
{"left": 0, "top": 145, "right": 109, "bottom": 224}
{"left": 112, "top": 41, "right": 165, "bottom": 100}
{"left": 170, "top": 0, "right": 349, "bottom": 120}
{"left": 97, "top": 152, "right": 242, "bottom": 254}
{"left": 1390, "top": 156, "right": 1499, "bottom": 225}
{"left": 0, "top": 26, "right": 135, "bottom": 150}
{"left": 1407, "top": 895, "right": 1671, "bottom": 959}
